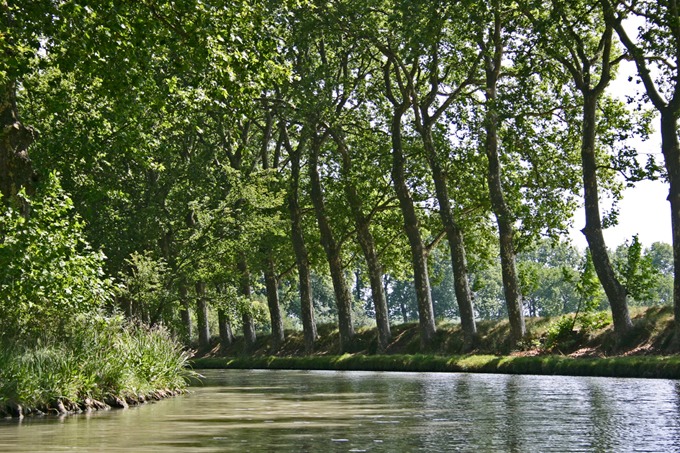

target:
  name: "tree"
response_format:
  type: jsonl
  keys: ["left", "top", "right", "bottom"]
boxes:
{"left": 478, "top": 0, "right": 527, "bottom": 341}
{"left": 523, "top": 0, "right": 634, "bottom": 337}
{"left": 602, "top": 0, "right": 680, "bottom": 327}
{"left": 397, "top": 1, "right": 482, "bottom": 346}
{"left": 282, "top": 128, "right": 318, "bottom": 352}
{"left": 331, "top": 128, "right": 393, "bottom": 351}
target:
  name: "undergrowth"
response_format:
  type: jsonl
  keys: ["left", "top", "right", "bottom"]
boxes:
{"left": 0, "top": 315, "right": 191, "bottom": 414}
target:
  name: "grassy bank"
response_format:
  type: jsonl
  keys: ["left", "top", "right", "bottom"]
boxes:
{"left": 192, "top": 354, "right": 680, "bottom": 379}
{"left": 0, "top": 316, "right": 191, "bottom": 418}
{"left": 192, "top": 306, "right": 680, "bottom": 379}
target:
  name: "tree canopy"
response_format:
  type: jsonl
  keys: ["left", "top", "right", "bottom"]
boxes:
{"left": 1, "top": 0, "right": 675, "bottom": 351}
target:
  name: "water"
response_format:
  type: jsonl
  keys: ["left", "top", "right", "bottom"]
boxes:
{"left": 1, "top": 369, "right": 680, "bottom": 452}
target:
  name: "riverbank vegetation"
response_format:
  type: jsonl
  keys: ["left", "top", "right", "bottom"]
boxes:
{"left": 3, "top": 0, "right": 680, "bottom": 390}
{"left": 0, "top": 318, "right": 190, "bottom": 418}
{"left": 193, "top": 305, "right": 680, "bottom": 378}
{"left": 0, "top": 179, "right": 190, "bottom": 418}
{"left": 193, "top": 354, "right": 680, "bottom": 380}
{"left": 199, "top": 305, "right": 679, "bottom": 358}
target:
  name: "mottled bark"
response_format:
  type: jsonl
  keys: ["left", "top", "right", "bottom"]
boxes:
{"left": 333, "top": 132, "right": 391, "bottom": 351}
{"left": 390, "top": 107, "right": 437, "bottom": 348}
{"left": 195, "top": 281, "right": 210, "bottom": 350}
{"left": 237, "top": 255, "right": 257, "bottom": 351}
{"left": 581, "top": 93, "right": 632, "bottom": 334}
{"left": 419, "top": 127, "right": 477, "bottom": 346}
{"left": 308, "top": 133, "right": 354, "bottom": 352}
{"left": 660, "top": 112, "right": 680, "bottom": 324}
{"left": 483, "top": 14, "right": 526, "bottom": 342}
{"left": 265, "top": 257, "right": 285, "bottom": 350}
{"left": 285, "top": 132, "right": 317, "bottom": 353}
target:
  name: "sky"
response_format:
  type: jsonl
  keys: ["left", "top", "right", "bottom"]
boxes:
{"left": 568, "top": 59, "right": 672, "bottom": 251}
{"left": 569, "top": 179, "right": 671, "bottom": 250}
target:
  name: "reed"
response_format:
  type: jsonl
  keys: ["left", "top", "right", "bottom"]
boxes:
{"left": 0, "top": 315, "right": 191, "bottom": 417}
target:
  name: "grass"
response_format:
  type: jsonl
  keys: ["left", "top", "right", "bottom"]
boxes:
{"left": 0, "top": 315, "right": 192, "bottom": 417}
{"left": 191, "top": 353, "right": 680, "bottom": 379}
{"left": 192, "top": 305, "right": 680, "bottom": 379}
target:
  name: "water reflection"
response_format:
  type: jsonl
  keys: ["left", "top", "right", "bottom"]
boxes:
{"left": 1, "top": 369, "right": 679, "bottom": 451}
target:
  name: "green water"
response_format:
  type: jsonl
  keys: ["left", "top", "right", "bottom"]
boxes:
{"left": 1, "top": 369, "right": 679, "bottom": 451}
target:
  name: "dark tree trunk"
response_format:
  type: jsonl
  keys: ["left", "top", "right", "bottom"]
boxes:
{"left": 265, "top": 257, "right": 285, "bottom": 350}
{"left": 286, "top": 132, "right": 317, "bottom": 353}
{"left": 0, "top": 80, "right": 36, "bottom": 204}
{"left": 237, "top": 255, "right": 257, "bottom": 351}
{"left": 580, "top": 93, "right": 632, "bottom": 335}
{"left": 178, "top": 283, "right": 193, "bottom": 343}
{"left": 390, "top": 107, "right": 437, "bottom": 348}
{"left": 218, "top": 309, "right": 234, "bottom": 348}
{"left": 419, "top": 127, "right": 477, "bottom": 346}
{"left": 483, "top": 20, "right": 526, "bottom": 342}
{"left": 333, "top": 132, "right": 392, "bottom": 351}
{"left": 195, "top": 281, "right": 210, "bottom": 351}
{"left": 308, "top": 133, "right": 355, "bottom": 352}
{"left": 602, "top": 0, "right": 678, "bottom": 330}
{"left": 656, "top": 112, "right": 680, "bottom": 325}
{"left": 400, "top": 299, "right": 408, "bottom": 324}
{"left": 355, "top": 268, "right": 363, "bottom": 302}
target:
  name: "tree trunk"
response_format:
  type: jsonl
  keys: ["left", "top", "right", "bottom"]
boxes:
{"left": 655, "top": 112, "right": 680, "bottom": 326}
{"left": 195, "top": 281, "right": 210, "bottom": 351}
{"left": 237, "top": 255, "right": 257, "bottom": 351}
{"left": 603, "top": 0, "right": 680, "bottom": 330}
{"left": 178, "top": 283, "right": 193, "bottom": 343}
{"left": 218, "top": 309, "right": 234, "bottom": 348}
{"left": 286, "top": 133, "right": 317, "bottom": 353}
{"left": 0, "top": 80, "right": 36, "bottom": 204}
{"left": 265, "top": 257, "right": 285, "bottom": 350}
{"left": 333, "top": 132, "right": 391, "bottom": 351}
{"left": 419, "top": 127, "right": 477, "bottom": 346}
{"left": 484, "top": 33, "right": 526, "bottom": 342}
{"left": 390, "top": 107, "right": 437, "bottom": 348}
{"left": 580, "top": 93, "right": 632, "bottom": 336}
{"left": 308, "top": 133, "right": 354, "bottom": 352}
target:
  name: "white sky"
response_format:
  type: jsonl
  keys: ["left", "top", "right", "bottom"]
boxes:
{"left": 568, "top": 59, "right": 672, "bottom": 250}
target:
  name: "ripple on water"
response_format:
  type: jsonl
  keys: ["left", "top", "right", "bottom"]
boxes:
{"left": 0, "top": 370, "right": 679, "bottom": 452}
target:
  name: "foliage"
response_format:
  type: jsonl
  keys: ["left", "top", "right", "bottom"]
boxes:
{"left": 613, "top": 235, "right": 659, "bottom": 303}
{"left": 545, "top": 251, "right": 611, "bottom": 349}
{"left": 117, "top": 251, "right": 172, "bottom": 324}
{"left": 0, "top": 174, "right": 113, "bottom": 339}
{"left": 5, "top": 0, "right": 676, "bottom": 355}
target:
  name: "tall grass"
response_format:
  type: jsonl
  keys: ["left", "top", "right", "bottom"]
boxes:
{"left": 0, "top": 315, "right": 191, "bottom": 415}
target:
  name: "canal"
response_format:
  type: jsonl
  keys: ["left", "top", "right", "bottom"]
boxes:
{"left": 1, "top": 369, "right": 679, "bottom": 451}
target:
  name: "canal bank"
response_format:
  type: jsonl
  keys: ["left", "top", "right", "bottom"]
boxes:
{"left": 192, "top": 306, "right": 680, "bottom": 379}
{"left": 192, "top": 353, "right": 680, "bottom": 379}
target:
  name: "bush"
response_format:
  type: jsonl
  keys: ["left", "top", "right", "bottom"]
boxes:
{"left": 0, "top": 174, "right": 113, "bottom": 340}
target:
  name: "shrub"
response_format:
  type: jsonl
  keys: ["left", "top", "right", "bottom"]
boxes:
{"left": 0, "top": 174, "right": 113, "bottom": 340}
